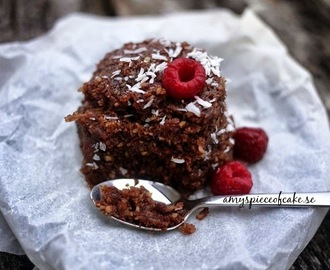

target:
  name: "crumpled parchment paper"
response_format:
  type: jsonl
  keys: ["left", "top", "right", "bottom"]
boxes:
{"left": 0, "top": 9, "right": 330, "bottom": 270}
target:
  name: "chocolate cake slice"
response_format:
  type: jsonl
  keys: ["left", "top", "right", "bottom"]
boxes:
{"left": 65, "top": 39, "right": 234, "bottom": 193}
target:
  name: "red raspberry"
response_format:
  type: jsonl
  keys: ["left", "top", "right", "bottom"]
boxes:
{"left": 233, "top": 127, "right": 268, "bottom": 164}
{"left": 210, "top": 161, "right": 253, "bottom": 195}
{"left": 162, "top": 58, "right": 206, "bottom": 100}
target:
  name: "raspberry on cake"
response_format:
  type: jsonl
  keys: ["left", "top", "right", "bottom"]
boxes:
{"left": 162, "top": 57, "right": 206, "bottom": 100}
{"left": 65, "top": 39, "right": 235, "bottom": 193}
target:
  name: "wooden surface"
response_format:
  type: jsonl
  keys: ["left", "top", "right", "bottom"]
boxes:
{"left": 0, "top": 0, "right": 329, "bottom": 269}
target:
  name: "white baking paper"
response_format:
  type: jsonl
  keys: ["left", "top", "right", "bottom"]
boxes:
{"left": 0, "top": 9, "right": 329, "bottom": 270}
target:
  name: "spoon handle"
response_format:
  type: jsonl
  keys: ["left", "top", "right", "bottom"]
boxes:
{"left": 197, "top": 192, "right": 330, "bottom": 209}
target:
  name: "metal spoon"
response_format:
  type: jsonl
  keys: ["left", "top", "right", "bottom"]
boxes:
{"left": 90, "top": 178, "right": 330, "bottom": 232}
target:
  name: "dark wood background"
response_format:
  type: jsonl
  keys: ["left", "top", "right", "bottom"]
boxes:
{"left": 0, "top": 0, "right": 329, "bottom": 269}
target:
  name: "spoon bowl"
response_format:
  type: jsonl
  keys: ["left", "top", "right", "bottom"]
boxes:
{"left": 90, "top": 178, "right": 183, "bottom": 231}
{"left": 90, "top": 178, "right": 330, "bottom": 232}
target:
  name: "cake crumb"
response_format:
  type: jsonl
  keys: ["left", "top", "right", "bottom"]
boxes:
{"left": 179, "top": 223, "right": 196, "bottom": 235}
{"left": 196, "top": 207, "right": 209, "bottom": 220}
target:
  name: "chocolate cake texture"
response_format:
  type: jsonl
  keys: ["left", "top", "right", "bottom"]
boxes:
{"left": 65, "top": 39, "right": 235, "bottom": 192}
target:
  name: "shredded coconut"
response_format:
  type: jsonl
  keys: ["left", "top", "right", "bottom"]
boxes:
{"left": 194, "top": 96, "right": 212, "bottom": 108}
{"left": 126, "top": 82, "right": 145, "bottom": 94}
{"left": 93, "top": 154, "right": 100, "bottom": 161}
{"left": 223, "top": 111, "right": 235, "bottom": 132}
{"left": 145, "top": 71, "right": 157, "bottom": 83}
{"left": 206, "top": 77, "right": 213, "bottom": 85}
{"left": 211, "top": 163, "right": 219, "bottom": 170}
{"left": 124, "top": 47, "right": 147, "bottom": 54}
{"left": 151, "top": 52, "right": 168, "bottom": 61}
{"left": 119, "top": 56, "right": 140, "bottom": 63}
{"left": 135, "top": 63, "right": 165, "bottom": 85}
{"left": 104, "top": 115, "right": 118, "bottom": 120}
{"left": 217, "top": 128, "right": 226, "bottom": 135}
{"left": 111, "top": 70, "right": 121, "bottom": 78}
{"left": 226, "top": 123, "right": 235, "bottom": 132}
{"left": 187, "top": 49, "right": 223, "bottom": 77}
{"left": 99, "top": 142, "right": 106, "bottom": 151}
{"left": 93, "top": 143, "right": 99, "bottom": 150}
{"left": 185, "top": 102, "right": 201, "bottom": 117}
{"left": 160, "top": 115, "right": 166, "bottom": 125}
{"left": 224, "top": 146, "right": 231, "bottom": 153}
{"left": 171, "top": 157, "right": 185, "bottom": 164}
{"left": 119, "top": 167, "right": 128, "bottom": 175}
{"left": 204, "top": 145, "right": 212, "bottom": 160}
{"left": 211, "top": 132, "right": 219, "bottom": 144}
{"left": 143, "top": 98, "right": 154, "bottom": 109}
{"left": 155, "top": 62, "right": 167, "bottom": 72}
{"left": 86, "top": 162, "right": 98, "bottom": 170}
{"left": 166, "top": 43, "right": 182, "bottom": 58}
{"left": 151, "top": 109, "right": 159, "bottom": 116}
{"left": 112, "top": 55, "right": 122, "bottom": 59}
{"left": 135, "top": 68, "right": 148, "bottom": 83}
{"left": 176, "top": 108, "right": 188, "bottom": 112}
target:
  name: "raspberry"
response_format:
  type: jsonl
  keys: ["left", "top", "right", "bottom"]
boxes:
{"left": 233, "top": 127, "right": 268, "bottom": 164}
{"left": 162, "top": 58, "right": 206, "bottom": 100}
{"left": 210, "top": 161, "right": 253, "bottom": 195}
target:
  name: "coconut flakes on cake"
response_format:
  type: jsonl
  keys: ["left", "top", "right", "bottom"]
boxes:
{"left": 171, "top": 157, "right": 185, "bottom": 164}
